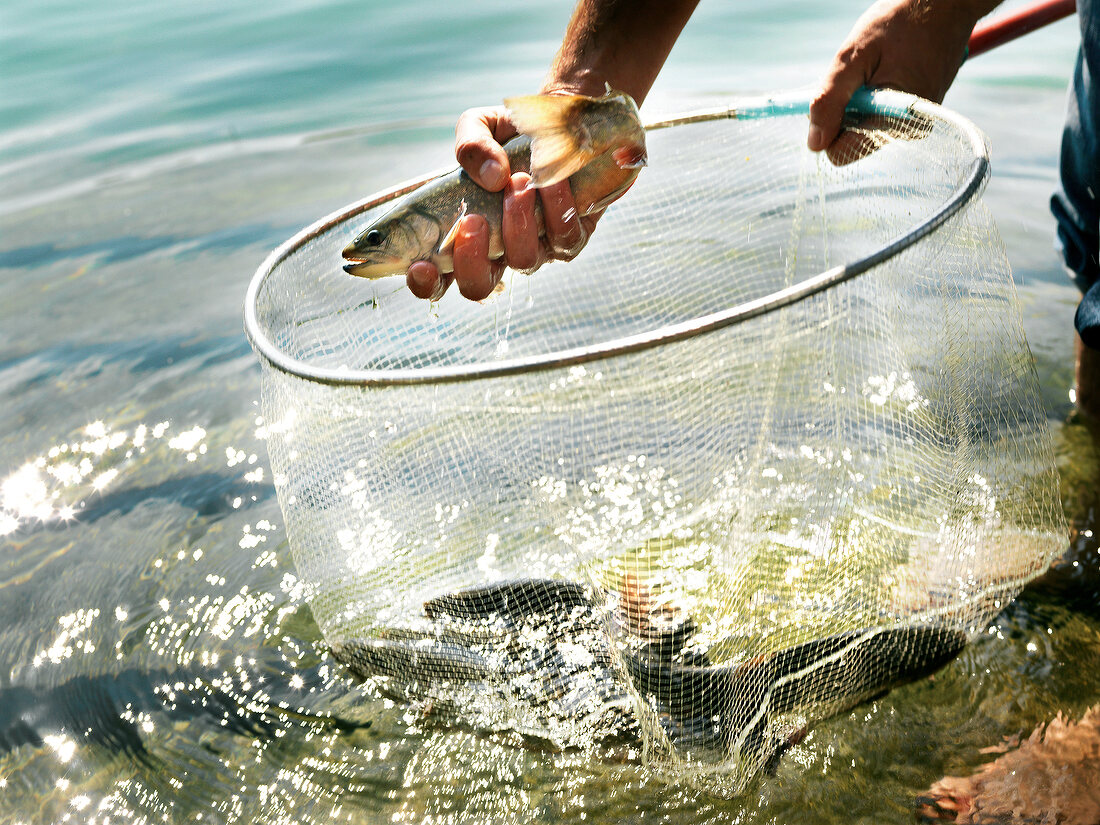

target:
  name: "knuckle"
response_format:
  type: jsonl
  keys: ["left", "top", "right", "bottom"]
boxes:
{"left": 836, "top": 43, "right": 861, "bottom": 68}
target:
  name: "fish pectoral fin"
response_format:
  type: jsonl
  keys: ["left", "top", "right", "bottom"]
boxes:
{"left": 527, "top": 133, "right": 594, "bottom": 189}
{"left": 437, "top": 200, "right": 468, "bottom": 257}
{"left": 504, "top": 94, "right": 596, "bottom": 188}
{"left": 583, "top": 177, "right": 638, "bottom": 216}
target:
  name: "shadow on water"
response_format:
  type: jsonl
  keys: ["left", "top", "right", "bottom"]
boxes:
{"left": 0, "top": 642, "right": 371, "bottom": 764}
{"left": 0, "top": 667, "right": 273, "bottom": 762}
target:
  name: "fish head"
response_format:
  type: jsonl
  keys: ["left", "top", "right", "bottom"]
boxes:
{"left": 583, "top": 89, "right": 647, "bottom": 171}
{"left": 342, "top": 204, "right": 438, "bottom": 279}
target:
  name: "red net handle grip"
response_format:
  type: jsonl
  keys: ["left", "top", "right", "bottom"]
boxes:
{"left": 968, "top": 0, "right": 1077, "bottom": 58}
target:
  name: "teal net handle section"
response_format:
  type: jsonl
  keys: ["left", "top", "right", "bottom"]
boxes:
{"left": 244, "top": 89, "right": 988, "bottom": 387}
{"left": 646, "top": 86, "right": 918, "bottom": 124}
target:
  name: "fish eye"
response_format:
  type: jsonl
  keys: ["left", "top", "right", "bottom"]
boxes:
{"left": 363, "top": 229, "right": 384, "bottom": 246}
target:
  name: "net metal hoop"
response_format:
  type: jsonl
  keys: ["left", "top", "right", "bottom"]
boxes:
{"left": 244, "top": 89, "right": 989, "bottom": 387}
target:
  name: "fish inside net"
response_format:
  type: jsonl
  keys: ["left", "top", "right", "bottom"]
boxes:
{"left": 246, "top": 91, "right": 1066, "bottom": 793}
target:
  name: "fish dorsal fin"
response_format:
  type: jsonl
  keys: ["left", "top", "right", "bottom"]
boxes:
{"left": 504, "top": 94, "right": 597, "bottom": 188}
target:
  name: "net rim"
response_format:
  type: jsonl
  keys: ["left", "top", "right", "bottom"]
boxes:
{"left": 244, "top": 89, "right": 989, "bottom": 387}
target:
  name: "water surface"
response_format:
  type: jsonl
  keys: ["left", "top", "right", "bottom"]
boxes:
{"left": 1, "top": 1, "right": 1095, "bottom": 822}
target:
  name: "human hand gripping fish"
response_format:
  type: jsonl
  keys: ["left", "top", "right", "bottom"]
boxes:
{"left": 341, "top": 88, "right": 647, "bottom": 301}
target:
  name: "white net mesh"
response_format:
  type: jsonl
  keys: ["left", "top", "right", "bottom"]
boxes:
{"left": 247, "top": 93, "right": 1066, "bottom": 792}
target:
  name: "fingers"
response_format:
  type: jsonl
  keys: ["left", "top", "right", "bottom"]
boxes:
{"left": 405, "top": 133, "right": 594, "bottom": 302}
{"left": 452, "top": 214, "right": 505, "bottom": 301}
{"left": 406, "top": 172, "right": 535, "bottom": 303}
{"left": 824, "top": 129, "right": 879, "bottom": 167}
{"left": 406, "top": 260, "right": 451, "bottom": 301}
{"left": 406, "top": 216, "right": 502, "bottom": 304}
{"left": 822, "top": 108, "right": 934, "bottom": 167}
{"left": 537, "top": 180, "right": 587, "bottom": 259}
{"left": 455, "top": 107, "right": 515, "bottom": 191}
{"left": 502, "top": 172, "right": 540, "bottom": 271}
{"left": 404, "top": 101, "right": 598, "bottom": 301}
{"left": 808, "top": 43, "right": 874, "bottom": 152}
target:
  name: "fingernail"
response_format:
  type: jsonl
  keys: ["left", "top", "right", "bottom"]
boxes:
{"left": 807, "top": 125, "right": 824, "bottom": 152}
{"left": 479, "top": 159, "right": 503, "bottom": 189}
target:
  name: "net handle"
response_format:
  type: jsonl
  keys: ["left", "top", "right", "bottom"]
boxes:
{"left": 244, "top": 89, "right": 989, "bottom": 387}
{"left": 967, "top": 0, "right": 1076, "bottom": 59}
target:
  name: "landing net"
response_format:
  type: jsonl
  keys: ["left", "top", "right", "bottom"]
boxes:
{"left": 245, "top": 89, "right": 1066, "bottom": 793}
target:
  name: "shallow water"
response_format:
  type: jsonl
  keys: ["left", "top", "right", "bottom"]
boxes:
{"left": 1, "top": 1, "right": 1096, "bottom": 822}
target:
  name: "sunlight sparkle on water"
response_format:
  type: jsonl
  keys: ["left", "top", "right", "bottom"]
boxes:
{"left": 1, "top": 464, "right": 52, "bottom": 528}
{"left": 33, "top": 609, "right": 101, "bottom": 666}
{"left": 168, "top": 425, "right": 208, "bottom": 461}
{"left": 92, "top": 467, "right": 119, "bottom": 491}
{"left": 43, "top": 734, "right": 77, "bottom": 763}
{"left": 0, "top": 418, "right": 221, "bottom": 535}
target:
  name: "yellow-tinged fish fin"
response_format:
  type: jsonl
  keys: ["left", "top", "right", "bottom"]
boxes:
{"left": 583, "top": 176, "right": 638, "bottom": 216}
{"left": 437, "top": 200, "right": 468, "bottom": 256}
{"left": 504, "top": 94, "right": 597, "bottom": 188}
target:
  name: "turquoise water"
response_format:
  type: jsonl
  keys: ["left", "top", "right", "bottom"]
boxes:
{"left": 0, "top": 1, "right": 1094, "bottom": 823}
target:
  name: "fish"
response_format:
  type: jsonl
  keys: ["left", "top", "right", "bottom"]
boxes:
{"left": 330, "top": 577, "right": 967, "bottom": 772}
{"left": 341, "top": 88, "right": 647, "bottom": 279}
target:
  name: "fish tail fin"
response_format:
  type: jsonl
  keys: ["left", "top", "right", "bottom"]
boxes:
{"left": 503, "top": 94, "right": 598, "bottom": 188}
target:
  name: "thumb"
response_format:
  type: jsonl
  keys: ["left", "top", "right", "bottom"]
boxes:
{"left": 455, "top": 106, "right": 514, "bottom": 191}
{"left": 808, "top": 50, "right": 872, "bottom": 152}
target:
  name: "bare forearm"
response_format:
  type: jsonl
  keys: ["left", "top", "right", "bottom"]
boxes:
{"left": 541, "top": 0, "right": 701, "bottom": 104}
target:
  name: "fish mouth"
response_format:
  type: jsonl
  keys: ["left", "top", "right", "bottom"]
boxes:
{"left": 341, "top": 239, "right": 408, "bottom": 279}
{"left": 341, "top": 240, "right": 373, "bottom": 262}
{"left": 342, "top": 258, "right": 405, "bottom": 279}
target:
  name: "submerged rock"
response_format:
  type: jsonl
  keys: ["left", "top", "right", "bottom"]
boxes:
{"left": 920, "top": 705, "right": 1100, "bottom": 824}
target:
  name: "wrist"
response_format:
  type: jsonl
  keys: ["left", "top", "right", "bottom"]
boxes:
{"left": 537, "top": 0, "right": 700, "bottom": 106}
{"left": 945, "top": 0, "right": 1004, "bottom": 27}
{"left": 539, "top": 69, "right": 611, "bottom": 100}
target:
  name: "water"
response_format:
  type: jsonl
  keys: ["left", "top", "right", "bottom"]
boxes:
{"left": 0, "top": 1, "right": 1094, "bottom": 822}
